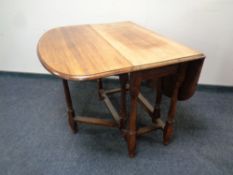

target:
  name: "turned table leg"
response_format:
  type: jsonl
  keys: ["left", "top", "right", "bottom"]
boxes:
{"left": 127, "top": 72, "right": 141, "bottom": 157}
{"left": 163, "top": 64, "right": 187, "bottom": 145}
{"left": 152, "top": 78, "right": 162, "bottom": 123}
{"left": 119, "top": 74, "right": 129, "bottom": 129}
{"left": 62, "top": 80, "right": 78, "bottom": 133}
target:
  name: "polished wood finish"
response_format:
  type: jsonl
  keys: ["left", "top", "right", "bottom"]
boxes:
{"left": 38, "top": 21, "right": 204, "bottom": 80}
{"left": 38, "top": 25, "right": 132, "bottom": 80}
{"left": 93, "top": 22, "right": 203, "bottom": 71}
{"left": 38, "top": 21, "right": 205, "bottom": 158}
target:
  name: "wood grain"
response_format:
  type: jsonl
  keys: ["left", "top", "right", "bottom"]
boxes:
{"left": 37, "top": 21, "right": 204, "bottom": 80}
{"left": 92, "top": 22, "right": 204, "bottom": 71}
{"left": 37, "top": 25, "right": 132, "bottom": 80}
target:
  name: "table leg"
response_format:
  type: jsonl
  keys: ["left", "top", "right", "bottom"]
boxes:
{"left": 163, "top": 64, "right": 187, "bottom": 144}
{"left": 97, "top": 79, "right": 104, "bottom": 100}
{"left": 152, "top": 79, "right": 162, "bottom": 123}
{"left": 62, "top": 80, "right": 78, "bottom": 133}
{"left": 127, "top": 72, "right": 141, "bottom": 157}
{"left": 119, "top": 74, "right": 129, "bottom": 129}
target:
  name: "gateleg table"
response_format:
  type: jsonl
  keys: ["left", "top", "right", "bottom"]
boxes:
{"left": 37, "top": 21, "right": 205, "bottom": 157}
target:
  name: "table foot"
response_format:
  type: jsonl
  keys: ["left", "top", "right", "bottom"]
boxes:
{"left": 163, "top": 121, "right": 173, "bottom": 145}
{"left": 127, "top": 131, "right": 137, "bottom": 158}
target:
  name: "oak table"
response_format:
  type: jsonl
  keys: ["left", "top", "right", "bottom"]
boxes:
{"left": 37, "top": 21, "right": 205, "bottom": 157}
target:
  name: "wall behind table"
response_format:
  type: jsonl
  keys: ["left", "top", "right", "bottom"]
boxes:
{"left": 1, "top": 0, "right": 233, "bottom": 86}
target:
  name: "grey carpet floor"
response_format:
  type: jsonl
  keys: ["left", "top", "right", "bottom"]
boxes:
{"left": 0, "top": 73, "right": 233, "bottom": 175}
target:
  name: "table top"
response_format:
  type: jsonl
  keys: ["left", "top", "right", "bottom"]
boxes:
{"left": 37, "top": 21, "right": 204, "bottom": 80}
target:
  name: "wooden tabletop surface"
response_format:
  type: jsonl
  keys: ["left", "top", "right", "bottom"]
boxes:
{"left": 37, "top": 21, "right": 204, "bottom": 80}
